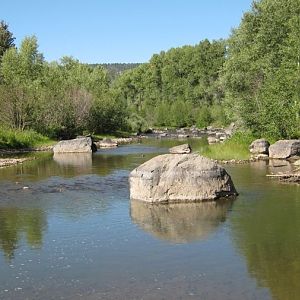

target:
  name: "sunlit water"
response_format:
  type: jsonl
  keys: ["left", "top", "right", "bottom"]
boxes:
{"left": 0, "top": 138, "right": 299, "bottom": 300}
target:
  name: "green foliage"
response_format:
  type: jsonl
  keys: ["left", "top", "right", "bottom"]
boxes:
{"left": 224, "top": 0, "right": 300, "bottom": 139}
{"left": 154, "top": 102, "right": 171, "bottom": 127}
{"left": 96, "top": 63, "right": 141, "bottom": 81}
{"left": 0, "top": 20, "right": 15, "bottom": 59}
{"left": 210, "top": 104, "right": 229, "bottom": 127}
{"left": 199, "top": 131, "right": 255, "bottom": 160}
{"left": 127, "top": 113, "right": 148, "bottom": 133}
{"left": 114, "top": 39, "right": 226, "bottom": 129}
{"left": 0, "top": 35, "right": 128, "bottom": 141}
{"left": 2, "top": 0, "right": 300, "bottom": 143}
{"left": 0, "top": 208, "right": 45, "bottom": 260}
{"left": 88, "top": 92, "right": 128, "bottom": 134}
{"left": 0, "top": 127, "right": 51, "bottom": 149}
{"left": 195, "top": 106, "right": 212, "bottom": 128}
{"left": 0, "top": 36, "right": 44, "bottom": 130}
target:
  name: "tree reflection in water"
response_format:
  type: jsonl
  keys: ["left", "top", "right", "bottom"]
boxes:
{"left": 0, "top": 208, "right": 46, "bottom": 260}
{"left": 231, "top": 193, "right": 300, "bottom": 300}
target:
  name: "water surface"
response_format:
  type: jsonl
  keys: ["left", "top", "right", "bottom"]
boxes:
{"left": 0, "top": 139, "right": 299, "bottom": 300}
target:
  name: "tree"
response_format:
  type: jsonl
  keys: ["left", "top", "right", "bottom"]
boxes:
{"left": 0, "top": 20, "right": 15, "bottom": 60}
{"left": 223, "top": 0, "right": 300, "bottom": 139}
{"left": 114, "top": 39, "right": 226, "bottom": 130}
{"left": 0, "top": 36, "right": 43, "bottom": 130}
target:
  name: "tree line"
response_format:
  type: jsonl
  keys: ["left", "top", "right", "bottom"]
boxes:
{"left": 0, "top": 30, "right": 127, "bottom": 138}
{"left": 0, "top": 0, "right": 299, "bottom": 140}
{"left": 113, "top": 39, "right": 227, "bottom": 132}
{"left": 113, "top": 0, "right": 300, "bottom": 138}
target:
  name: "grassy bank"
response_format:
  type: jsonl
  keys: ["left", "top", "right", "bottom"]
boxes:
{"left": 0, "top": 127, "right": 55, "bottom": 149}
{"left": 197, "top": 132, "right": 257, "bottom": 160}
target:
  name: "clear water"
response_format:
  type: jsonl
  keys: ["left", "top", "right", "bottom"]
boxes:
{"left": 0, "top": 138, "right": 299, "bottom": 300}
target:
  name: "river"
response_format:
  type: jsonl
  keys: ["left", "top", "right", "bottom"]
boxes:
{"left": 0, "top": 138, "right": 299, "bottom": 300}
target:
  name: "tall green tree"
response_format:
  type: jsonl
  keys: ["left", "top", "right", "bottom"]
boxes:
{"left": 0, "top": 20, "right": 15, "bottom": 60}
{"left": 224, "top": 0, "right": 300, "bottom": 138}
{"left": 0, "top": 36, "right": 43, "bottom": 130}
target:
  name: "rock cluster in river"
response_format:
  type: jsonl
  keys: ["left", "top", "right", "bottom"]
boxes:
{"left": 129, "top": 144, "right": 237, "bottom": 203}
{"left": 249, "top": 139, "right": 300, "bottom": 161}
{"left": 269, "top": 140, "right": 300, "bottom": 159}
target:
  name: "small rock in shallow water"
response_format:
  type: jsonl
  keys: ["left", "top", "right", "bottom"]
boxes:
{"left": 169, "top": 144, "right": 191, "bottom": 154}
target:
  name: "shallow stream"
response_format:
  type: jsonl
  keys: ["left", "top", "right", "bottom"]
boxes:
{"left": 0, "top": 139, "right": 299, "bottom": 300}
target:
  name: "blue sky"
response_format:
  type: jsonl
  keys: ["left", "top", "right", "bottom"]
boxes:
{"left": 2, "top": 0, "right": 253, "bottom": 63}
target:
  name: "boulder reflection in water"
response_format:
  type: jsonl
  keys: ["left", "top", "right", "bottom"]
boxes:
{"left": 53, "top": 153, "right": 92, "bottom": 168}
{"left": 130, "top": 199, "right": 234, "bottom": 243}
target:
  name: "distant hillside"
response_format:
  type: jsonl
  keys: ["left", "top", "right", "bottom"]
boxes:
{"left": 90, "top": 63, "right": 142, "bottom": 81}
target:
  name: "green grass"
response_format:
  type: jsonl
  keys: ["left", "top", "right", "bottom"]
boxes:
{"left": 196, "top": 131, "right": 256, "bottom": 160}
{"left": 0, "top": 127, "right": 55, "bottom": 149}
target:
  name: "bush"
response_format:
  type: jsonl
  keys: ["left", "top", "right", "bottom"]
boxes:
{"left": 0, "top": 127, "right": 51, "bottom": 149}
{"left": 210, "top": 104, "right": 229, "bottom": 127}
{"left": 127, "top": 113, "right": 148, "bottom": 133}
{"left": 195, "top": 106, "right": 212, "bottom": 128}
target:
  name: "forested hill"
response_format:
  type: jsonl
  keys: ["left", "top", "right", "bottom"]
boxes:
{"left": 90, "top": 63, "right": 142, "bottom": 80}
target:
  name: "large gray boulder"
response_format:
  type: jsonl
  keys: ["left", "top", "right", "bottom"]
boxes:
{"left": 129, "top": 154, "right": 237, "bottom": 203}
{"left": 249, "top": 139, "right": 270, "bottom": 154}
{"left": 269, "top": 140, "right": 300, "bottom": 159}
{"left": 53, "top": 137, "right": 96, "bottom": 153}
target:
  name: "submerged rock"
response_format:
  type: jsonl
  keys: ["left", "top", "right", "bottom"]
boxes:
{"left": 130, "top": 199, "right": 234, "bottom": 243}
{"left": 269, "top": 140, "right": 300, "bottom": 159}
{"left": 169, "top": 144, "right": 191, "bottom": 154}
{"left": 129, "top": 153, "right": 237, "bottom": 203}
{"left": 53, "top": 137, "right": 96, "bottom": 153}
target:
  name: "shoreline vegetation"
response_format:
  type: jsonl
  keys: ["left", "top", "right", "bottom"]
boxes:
{"left": 198, "top": 132, "right": 255, "bottom": 161}
{"left": 0, "top": 126, "right": 256, "bottom": 166}
{"left": 0, "top": 0, "right": 299, "bottom": 165}
{"left": 0, "top": 127, "right": 55, "bottom": 151}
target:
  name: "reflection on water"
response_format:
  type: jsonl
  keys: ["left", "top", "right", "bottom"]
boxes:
{"left": 53, "top": 153, "right": 92, "bottom": 168}
{"left": 0, "top": 140, "right": 299, "bottom": 299}
{"left": 229, "top": 164, "right": 300, "bottom": 300}
{"left": 0, "top": 208, "right": 46, "bottom": 260}
{"left": 131, "top": 199, "right": 234, "bottom": 243}
{"left": 267, "top": 159, "right": 294, "bottom": 174}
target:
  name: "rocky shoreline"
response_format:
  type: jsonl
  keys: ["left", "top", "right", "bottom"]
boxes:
{"left": 0, "top": 157, "right": 35, "bottom": 168}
